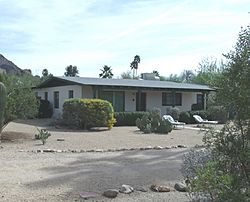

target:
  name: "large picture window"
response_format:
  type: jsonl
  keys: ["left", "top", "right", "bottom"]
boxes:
{"left": 54, "top": 91, "right": 59, "bottom": 109}
{"left": 162, "top": 92, "right": 182, "bottom": 106}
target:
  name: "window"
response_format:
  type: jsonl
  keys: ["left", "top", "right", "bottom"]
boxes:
{"left": 44, "top": 92, "right": 48, "bottom": 100}
{"left": 197, "top": 94, "right": 203, "bottom": 104}
{"left": 54, "top": 91, "right": 59, "bottom": 109}
{"left": 162, "top": 92, "right": 182, "bottom": 106}
{"left": 99, "top": 91, "right": 125, "bottom": 112}
{"left": 68, "top": 90, "right": 74, "bottom": 98}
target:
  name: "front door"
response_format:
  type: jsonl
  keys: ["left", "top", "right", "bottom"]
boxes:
{"left": 136, "top": 92, "right": 146, "bottom": 111}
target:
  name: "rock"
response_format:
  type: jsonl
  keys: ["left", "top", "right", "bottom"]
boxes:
{"left": 57, "top": 138, "right": 65, "bottom": 141}
{"left": 79, "top": 191, "right": 98, "bottom": 199}
{"left": 165, "top": 146, "right": 171, "bottom": 149}
{"left": 57, "top": 150, "right": 62, "bottom": 153}
{"left": 95, "top": 149, "right": 103, "bottom": 152}
{"left": 103, "top": 189, "right": 119, "bottom": 198}
{"left": 119, "top": 184, "right": 134, "bottom": 194}
{"left": 145, "top": 146, "right": 153, "bottom": 150}
{"left": 174, "top": 182, "right": 187, "bottom": 192}
{"left": 135, "top": 187, "right": 148, "bottom": 192}
{"left": 154, "top": 146, "right": 163, "bottom": 150}
{"left": 150, "top": 184, "right": 170, "bottom": 192}
{"left": 177, "top": 145, "right": 186, "bottom": 148}
{"left": 43, "top": 149, "right": 56, "bottom": 152}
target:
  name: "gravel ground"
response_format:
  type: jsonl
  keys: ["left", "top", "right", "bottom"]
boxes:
{"left": 0, "top": 119, "right": 222, "bottom": 202}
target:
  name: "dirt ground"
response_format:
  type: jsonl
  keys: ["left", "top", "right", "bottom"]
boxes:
{"left": 0, "top": 119, "right": 223, "bottom": 202}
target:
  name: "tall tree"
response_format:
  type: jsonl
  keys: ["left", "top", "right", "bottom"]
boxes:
{"left": 130, "top": 55, "right": 140, "bottom": 78}
{"left": 64, "top": 65, "right": 79, "bottom": 77}
{"left": 192, "top": 57, "right": 224, "bottom": 86}
{"left": 99, "top": 65, "right": 113, "bottom": 78}
{"left": 120, "top": 71, "right": 133, "bottom": 79}
{"left": 152, "top": 70, "right": 160, "bottom": 77}
{"left": 180, "top": 69, "right": 195, "bottom": 83}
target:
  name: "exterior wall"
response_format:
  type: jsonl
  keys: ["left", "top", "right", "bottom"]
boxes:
{"left": 35, "top": 85, "right": 82, "bottom": 118}
{"left": 146, "top": 91, "right": 199, "bottom": 114}
{"left": 35, "top": 84, "right": 203, "bottom": 117}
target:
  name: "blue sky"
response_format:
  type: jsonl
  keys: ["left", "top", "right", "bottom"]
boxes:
{"left": 0, "top": 0, "right": 249, "bottom": 77}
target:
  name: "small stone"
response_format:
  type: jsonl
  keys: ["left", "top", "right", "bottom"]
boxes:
{"left": 139, "top": 147, "right": 145, "bottom": 150}
{"left": 95, "top": 149, "right": 103, "bottom": 152}
{"left": 57, "top": 138, "right": 65, "bottom": 141}
{"left": 103, "top": 189, "right": 119, "bottom": 198}
{"left": 154, "top": 146, "right": 163, "bottom": 150}
{"left": 57, "top": 150, "right": 62, "bottom": 153}
{"left": 145, "top": 146, "right": 153, "bottom": 150}
{"left": 79, "top": 191, "right": 98, "bottom": 199}
{"left": 80, "top": 150, "right": 86, "bottom": 153}
{"left": 43, "top": 149, "right": 55, "bottom": 152}
{"left": 129, "top": 148, "right": 136, "bottom": 151}
{"left": 177, "top": 145, "right": 186, "bottom": 148}
{"left": 150, "top": 184, "right": 170, "bottom": 192}
{"left": 135, "top": 187, "right": 148, "bottom": 192}
{"left": 119, "top": 184, "right": 134, "bottom": 194}
{"left": 174, "top": 182, "right": 187, "bottom": 192}
{"left": 165, "top": 146, "right": 171, "bottom": 149}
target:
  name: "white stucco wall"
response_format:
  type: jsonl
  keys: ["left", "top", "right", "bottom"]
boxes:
{"left": 142, "top": 91, "right": 200, "bottom": 114}
{"left": 35, "top": 85, "right": 203, "bottom": 117}
{"left": 35, "top": 85, "right": 82, "bottom": 118}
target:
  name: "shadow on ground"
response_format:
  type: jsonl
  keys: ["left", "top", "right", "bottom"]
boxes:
{"left": 24, "top": 148, "right": 188, "bottom": 200}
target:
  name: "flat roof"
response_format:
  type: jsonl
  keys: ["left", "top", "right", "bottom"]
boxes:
{"left": 36, "top": 76, "right": 214, "bottom": 91}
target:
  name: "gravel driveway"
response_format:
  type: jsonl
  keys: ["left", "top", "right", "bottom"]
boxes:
{"left": 0, "top": 119, "right": 216, "bottom": 202}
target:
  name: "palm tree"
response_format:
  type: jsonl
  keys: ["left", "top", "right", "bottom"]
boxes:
{"left": 99, "top": 65, "right": 113, "bottom": 78}
{"left": 130, "top": 55, "right": 140, "bottom": 78}
{"left": 42, "top": 69, "right": 48, "bottom": 77}
{"left": 64, "top": 65, "right": 79, "bottom": 77}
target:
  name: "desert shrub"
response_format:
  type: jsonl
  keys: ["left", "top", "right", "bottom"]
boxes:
{"left": 115, "top": 111, "right": 149, "bottom": 126}
{"left": 0, "top": 82, "right": 6, "bottom": 133}
{"left": 179, "top": 111, "right": 191, "bottom": 124}
{"left": 136, "top": 108, "right": 172, "bottom": 134}
{"left": 38, "top": 99, "right": 53, "bottom": 118}
{"left": 191, "top": 103, "right": 204, "bottom": 111}
{"left": 35, "top": 128, "right": 51, "bottom": 145}
{"left": 63, "top": 98, "right": 116, "bottom": 130}
{"left": 185, "top": 26, "right": 250, "bottom": 202}
{"left": 207, "top": 106, "right": 228, "bottom": 123}
{"left": 166, "top": 106, "right": 180, "bottom": 120}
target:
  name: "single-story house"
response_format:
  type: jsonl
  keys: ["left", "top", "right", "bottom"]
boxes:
{"left": 34, "top": 76, "right": 214, "bottom": 118}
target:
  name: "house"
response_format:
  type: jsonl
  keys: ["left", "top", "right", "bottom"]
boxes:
{"left": 34, "top": 76, "right": 214, "bottom": 118}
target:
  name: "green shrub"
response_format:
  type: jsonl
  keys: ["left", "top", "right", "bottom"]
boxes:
{"left": 166, "top": 107, "right": 180, "bottom": 120}
{"left": 0, "top": 82, "right": 6, "bottom": 133}
{"left": 35, "top": 128, "right": 51, "bottom": 145}
{"left": 136, "top": 109, "right": 172, "bottom": 134}
{"left": 38, "top": 99, "right": 53, "bottom": 118}
{"left": 63, "top": 98, "right": 116, "bottom": 130}
{"left": 207, "top": 106, "right": 228, "bottom": 123}
{"left": 115, "top": 111, "right": 149, "bottom": 126}
{"left": 179, "top": 111, "right": 191, "bottom": 124}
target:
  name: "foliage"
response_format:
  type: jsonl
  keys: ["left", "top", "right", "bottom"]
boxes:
{"left": 185, "top": 25, "right": 250, "bottom": 201}
{"left": 192, "top": 57, "right": 224, "bottom": 86}
{"left": 0, "top": 82, "right": 7, "bottom": 133}
{"left": 166, "top": 106, "right": 180, "bottom": 120}
{"left": 63, "top": 98, "right": 116, "bottom": 130}
{"left": 160, "top": 74, "right": 182, "bottom": 82}
{"left": 136, "top": 108, "right": 172, "bottom": 134}
{"left": 99, "top": 65, "right": 113, "bottom": 78}
{"left": 0, "top": 74, "right": 39, "bottom": 123}
{"left": 207, "top": 106, "right": 227, "bottom": 124}
{"left": 64, "top": 65, "right": 79, "bottom": 77}
{"left": 130, "top": 55, "right": 140, "bottom": 78}
{"left": 42, "top": 69, "right": 49, "bottom": 77}
{"left": 120, "top": 71, "right": 133, "bottom": 79}
{"left": 179, "top": 111, "right": 191, "bottom": 124}
{"left": 114, "top": 111, "right": 149, "bottom": 126}
{"left": 152, "top": 70, "right": 160, "bottom": 77}
{"left": 180, "top": 69, "right": 195, "bottom": 83}
{"left": 38, "top": 99, "right": 53, "bottom": 118}
{"left": 35, "top": 128, "right": 51, "bottom": 145}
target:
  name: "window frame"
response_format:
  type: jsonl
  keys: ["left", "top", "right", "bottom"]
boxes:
{"left": 54, "top": 91, "right": 59, "bottom": 109}
{"left": 68, "top": 90, "right": 74, "bottom": 99}
{"left": 162, "top": 92, "right": 182, "bottom": 106}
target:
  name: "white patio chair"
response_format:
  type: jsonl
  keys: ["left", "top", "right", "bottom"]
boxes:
{"left": 193, "top": 115, "right": 218, "bottom": 124}
{"left": 162, "top": 115, "right": 186, "bottom": 128}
